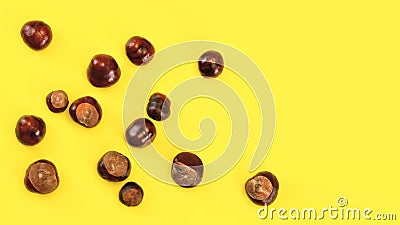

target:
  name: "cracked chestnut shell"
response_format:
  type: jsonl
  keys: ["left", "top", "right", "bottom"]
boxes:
{"left": 146, "top": 92, "right": 171, "bottom": 121}
{"left": 245, "top": 171, "right": 279, "bottom": 205}
{"left": 119, "top": 182, "right": 144, "bottom": 207}
{"left": 97, "top": 151, "right": 131, "bottom": 182}
{"left": 125, "top": 118, "right": 156, "bottom": 148}
{"left": 198, "top": 50, "right": 224, "bottom": 78}
{"left": 46, "top": 90, "right": 69, "bottom": 113}
{"left": 21, "top": 20, "right": 52, "bottom": 50}
{"left": 15, "top": 115, "right": 46, "bottom": 146}
{"left": 125, "top": 36, "right": 155, "bottom": 66}
{"left": 24, "top": 159, "right": 59, "bottom": 194}
{"left": 171, "top": 152, "right": 203, "bottom": 188}
{"left": 87, "top": 54, "right": 121, "bottom": 87}
{"left": 69, "top": 96, "right": 102, "bottom": 128}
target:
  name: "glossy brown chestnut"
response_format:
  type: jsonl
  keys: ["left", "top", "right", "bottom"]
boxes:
{"left": 97, "top": 151, "right": 131, "bottom": 182}
{"left": 198, "top": 50, "right": 224, "bottom": 78}
{"left": 125, "top": 36, "right": 155, "bottom": 66}
{"left": 69, "top": 96, "right": 102, "bottom": 128}
{"left": 171, "top": 152, "right": 203, "bottom": 188}
{"left": 87, "top": 54, "right": 121, "bottom": 87}
{"left": 125, "top": 118, "right": 156, "bottom": 148}
{"left": 119, "top": 182, "right": 144, "bottom": 207}
{"left": 15, "top": 115, "right": 46, "bottom": 146}
{"left": 20, "top": 20, "right": 52, "bottom": 50}
{"left": 146, "top": 92, "right": 171, "bottom": 121}
{"left": 245, "top": 171, "right": 279, "bottom": 206}
{"left": 24, "top": 160, "right": 59, "bottom": 194}
{"left": 46, "top": 90, "right": 69, "bottom": 113}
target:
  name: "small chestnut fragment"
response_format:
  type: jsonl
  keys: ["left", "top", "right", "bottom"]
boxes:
{"left": 24, "top": 160, "right": 59, "bottom": 194}
{"left": 245, "top": 171, "right": 279, "bottom": 205}
{"left": 97, "top": 151, "right": 131, "bottom": 182}
{"left": 69, "top": 96, "right": 102, "bottom": 128}
{"left": 171, "top": 152, "right": 203, "bottom": 188}
{"left": 87, "top": 54, "right": 121, "bottom": 87}
{"left": 125, "top": 36, "right": 155, "bottom": 66}
{"left": 125, "top": 118, "right": 156, "bottom": 148}
{"left": 15, "top": 115, "right": 46, "bottom": 146}
{"left": 46, "top": 90, "right": 69, "bottom": 113}
{"left": 146, "top": 92, "right": 171, "bottom": 121}
{"left": 198, "top": 50, "right": 224, "bottom": 78}
{"left": 119, "top": 182, "right": 144, "bottom": 207}
{"left": 21, "top": 20, "right": 52, "bottom": 50}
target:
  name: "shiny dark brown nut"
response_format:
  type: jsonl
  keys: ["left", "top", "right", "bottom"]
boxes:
{"left": 69, "top": 96, "right": 102, "bottom": 128}
{"left": 20, "top": 21, "right": 52, "bottom": 50}
{"left": 245, "top": 171, "right": 279, "bottom": 205}
{"left": 171, "top": 152, "right": 203, "bottom": 188}
{"left": 125, "top": 36, "right": 155, "bottom": 66}
{"left": 119, "top": 182, "right": 144, "bottom": 207}
{"left": 15, "top": 115, "right": 46, "bottom": 146}
{"left": 87, "top": 54, "right": 121, "bottom": 87}
{"left": 146, "top": 92, "right": 171, "bottom": 121}
{"left": 97, "top": 151, "right": 131, "bottom": 182}
{"left": 24, "top": 160, "right": 59, "bottom": 194}
{"left": 46, "top": 90, "right": 69, "bottom": 113}
{"left": 125, "top": 118, "right": 156, "bottom": 148}
{"left": 198, "top": 50, "right": 224, "bottom": 78}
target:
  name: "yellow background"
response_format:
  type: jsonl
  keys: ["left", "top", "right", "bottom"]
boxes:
{"left": 0, "top": 0, "right": 399, "bottom": 224}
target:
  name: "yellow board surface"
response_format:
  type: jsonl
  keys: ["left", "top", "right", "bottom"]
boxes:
{"left": 0, "top": 0, "right": 399, "bottom": 224}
